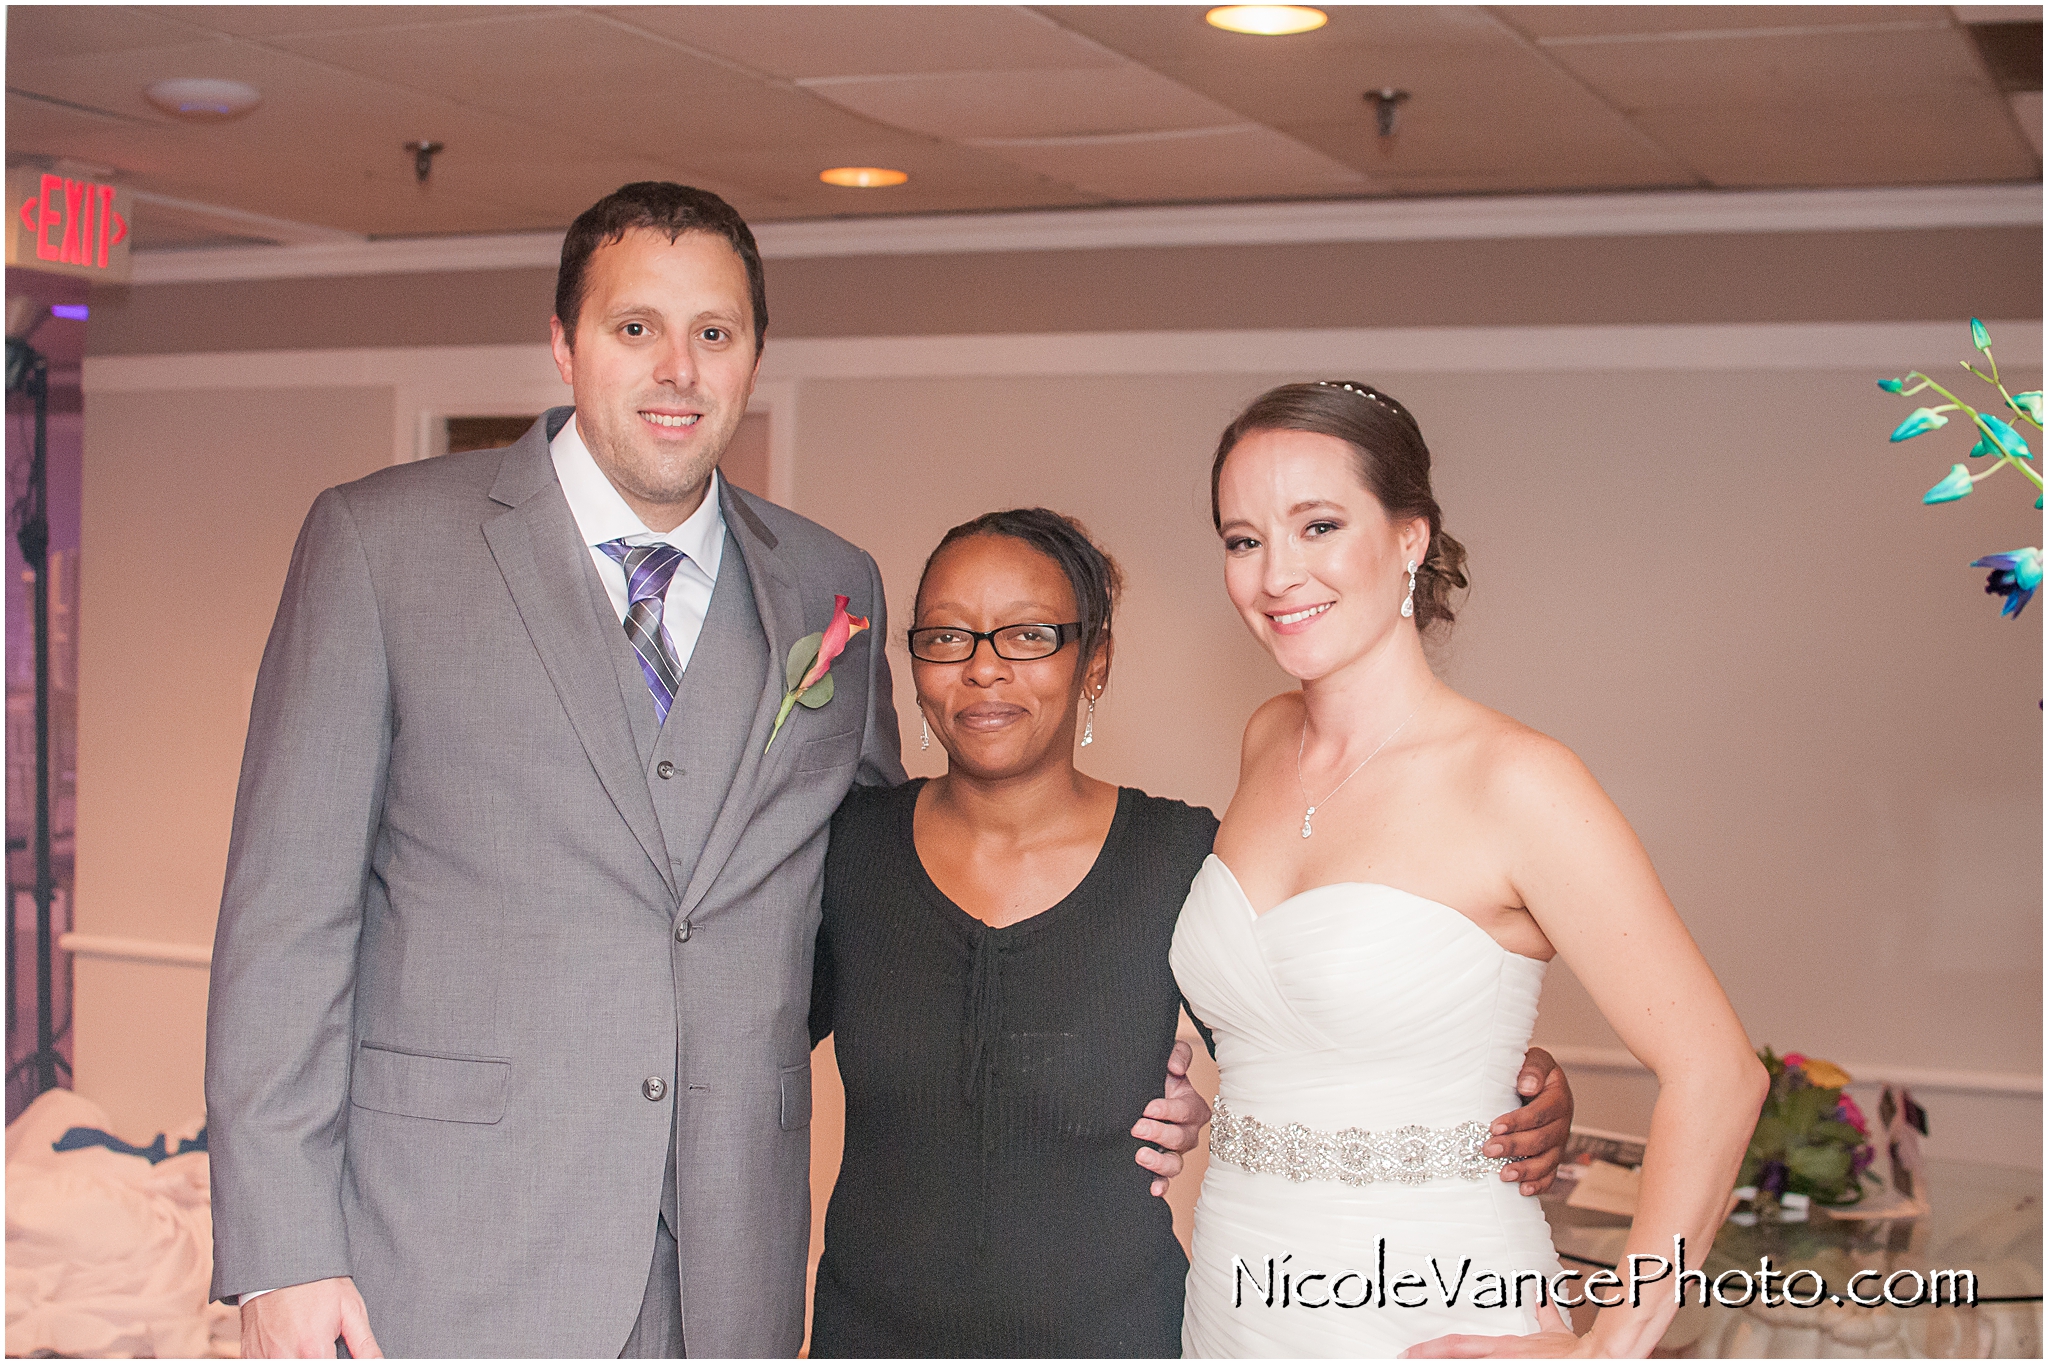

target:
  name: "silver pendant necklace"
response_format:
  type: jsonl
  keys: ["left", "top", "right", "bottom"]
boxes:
{"left": 1296, "top": 710, "right": 1415, "bottom": 839}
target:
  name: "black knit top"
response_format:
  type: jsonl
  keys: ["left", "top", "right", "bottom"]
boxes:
{"left": 807, "top": 779, "right": 1219, "bottom": 1358}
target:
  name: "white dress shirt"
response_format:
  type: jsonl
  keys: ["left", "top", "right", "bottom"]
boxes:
{"left": 550, "top": 412, "right": 725, "bottom": 674}
{"left": 234, "top": 416, "right": 726, "bottom": 1307}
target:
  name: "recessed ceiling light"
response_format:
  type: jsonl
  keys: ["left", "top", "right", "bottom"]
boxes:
{"left": 145, "top": 78, "right": 261, "bottom": 121}
{"left": 1206, "top": 6, "right": 1328, "bottom": 35}
{"left": 819, "top": 166, "right": 909, "bottom": 188}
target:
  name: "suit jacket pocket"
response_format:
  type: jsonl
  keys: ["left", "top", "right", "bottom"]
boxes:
{"left": 778, "top": 1061, "right": 811, "bottom": 1131}
{"left": 350, "top": 1041, "right": 510, "bottom": 1124}
{"left": 791, "top": 728, "right": 860, "bottom": 776}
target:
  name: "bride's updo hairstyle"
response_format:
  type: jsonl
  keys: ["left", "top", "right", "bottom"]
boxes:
{"left": 916, "top": 508, "right": 1125, "bottom": 686}
{"left": 1210, "top": 381, "right": 1469, "bottom": 632}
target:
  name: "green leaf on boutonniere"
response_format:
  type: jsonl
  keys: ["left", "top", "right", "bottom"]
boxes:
{"left": 797, "top": 671, "right": 835, "bottom": 709}
{"left": 785, "top": 632, "right": 825, "bottom": 691}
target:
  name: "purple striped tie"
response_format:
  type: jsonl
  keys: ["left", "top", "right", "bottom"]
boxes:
{"left": 599, "top": 539, "right": 687, "bottom": 724}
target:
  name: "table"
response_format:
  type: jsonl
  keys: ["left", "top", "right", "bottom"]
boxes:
{"left": 1543, "top": 1159, "right": 2042, "bottom": 1357}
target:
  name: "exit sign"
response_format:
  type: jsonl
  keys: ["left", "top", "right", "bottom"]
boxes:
{"left": 6, "top": 168, "right": 131, "bottom": 282}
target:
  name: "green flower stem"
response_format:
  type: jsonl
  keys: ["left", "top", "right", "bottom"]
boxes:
{"left": 1970, "top": 458, "right": 2014, "bottom": 484}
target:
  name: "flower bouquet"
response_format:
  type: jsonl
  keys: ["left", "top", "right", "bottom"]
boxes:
{"left": 1733, "top": 1048, "right": 1876, "bottom": 1223}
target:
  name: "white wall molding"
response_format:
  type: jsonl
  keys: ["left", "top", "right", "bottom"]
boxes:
{"left": 59, "top": 932, "right": 211, "bottom": 969}
{"left": 1542, "top": 1044, "right": 2042, "bottom": 1099}
{"left": 128, "top": 184, "right": 2042, "bottom": 285}
{"left": 85, "top": 320, "right": 2045, "bottom": 421}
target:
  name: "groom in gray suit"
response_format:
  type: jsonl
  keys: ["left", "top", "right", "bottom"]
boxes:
{"left": 206, "top": 183, "right": 1059, "bottom": 1358}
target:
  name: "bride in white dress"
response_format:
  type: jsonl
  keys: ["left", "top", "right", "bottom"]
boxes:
{"left": 1173, "top": 381, "right": 1767, "bottom": 1358}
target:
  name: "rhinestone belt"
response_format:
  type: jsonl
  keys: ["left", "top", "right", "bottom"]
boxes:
{"left": 1208, "top": 1098, "right": 1507, "bottom": 1187}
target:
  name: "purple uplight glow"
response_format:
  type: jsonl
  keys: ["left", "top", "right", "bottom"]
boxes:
{"left": 49, "top": 305, "right": 88, "bottom": 322}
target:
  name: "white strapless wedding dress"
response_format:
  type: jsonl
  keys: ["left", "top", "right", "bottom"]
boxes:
{"left": 1172, "top": 856, "right": 1559, "bottom": 1358}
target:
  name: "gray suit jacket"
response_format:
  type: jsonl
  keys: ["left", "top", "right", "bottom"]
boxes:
{"left": 205, "top": 408, "right": 905, "bottom": 1357}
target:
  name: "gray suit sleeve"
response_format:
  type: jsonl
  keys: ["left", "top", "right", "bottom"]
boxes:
{"left": 206, "top": 486, "right": 392, "bottom": 1302}
{"left": 853, "top": 550, "right": 906, "bottom": 789}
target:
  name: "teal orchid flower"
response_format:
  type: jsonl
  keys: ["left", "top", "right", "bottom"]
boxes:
{"left": 1977, "top": 413, "right": 2032, "bottom": 459}
{"left": 1923, "top": 464, "right": 1974, "bottom": 504}
{"left": 1890, "top": 407, "right": 1949, "bottom": 441}
{"left": 2011, "top": 391, "right": 2043, "bottom": 426}
{"left": 1971, "top": 318, "right": 1992, "bottom": 352}
{"left": 1878, "top": 378, "right": 1907, "bottom": 393}
{"left": 1970, "top": 548, "right": 2041, "bottom": 617}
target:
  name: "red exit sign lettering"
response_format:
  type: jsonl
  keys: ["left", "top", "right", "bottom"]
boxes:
{"left": 7, "top": 168, "right": 132, "bottom": 282}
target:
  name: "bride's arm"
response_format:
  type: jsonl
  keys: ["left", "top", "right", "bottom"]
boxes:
{"left": 1500, "top": 734, "right": 1767, "bottom": 1356}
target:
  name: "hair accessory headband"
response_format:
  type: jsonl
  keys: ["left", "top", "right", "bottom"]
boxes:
{"left": 1316, "top": 380, "right": 1394, "bottom": 408}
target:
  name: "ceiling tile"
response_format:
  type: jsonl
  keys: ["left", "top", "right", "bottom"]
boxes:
{"left": 1631, "top": 88, "right": 2040, "bottom": 186}
{"left": 1496, "top": 7, "right": 1953, "bottom": 40}
{"left": 798, "top": 67, "right": 1248, "bottom": 141}
{"left": 158, "top": 6, "right": 547, "bottom": 39}
{"left": 970, "top": 124, "right": 1375, "bottom": 203}
{"left": 614, "top": 5, "right": 1125, "bottom": 78}
{"left": 4, "top": 5, "right": 221, "bottom": 61}
{"left": 1546, "top": 24, "right": 1999, "bottom": 108}
{"left": 1040, "top": 5, "right": 1508, "bottom": 65}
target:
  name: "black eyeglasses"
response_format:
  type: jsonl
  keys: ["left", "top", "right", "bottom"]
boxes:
{"left": 908, "top": 622, "right": 1083, "bottom": 664}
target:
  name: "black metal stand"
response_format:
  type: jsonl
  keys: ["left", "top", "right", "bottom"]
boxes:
{"left": 7, "top": 335, "right": 67, "bottom": 1095}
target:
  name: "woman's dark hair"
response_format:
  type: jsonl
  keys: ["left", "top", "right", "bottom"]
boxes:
{"left": 915, "top": 508, "right": 1124, "bottom": 686}
{"left": 554, "top": 182, "right": 767, "bottom": 354}
{"left": 1209, "top": 381, "right": 1468, "bottom": 631}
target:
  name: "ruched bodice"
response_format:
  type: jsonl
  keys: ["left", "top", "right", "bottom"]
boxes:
{"left": 1172, "top": 856, "right": 1546, "bottom": 1131}
{"left": 1172, "top": 856, "right": 1559, "bottom": 1357}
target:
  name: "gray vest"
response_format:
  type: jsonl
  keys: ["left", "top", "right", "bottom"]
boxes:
{"left": 644, "top": 530, "right": 769, "bottom": 889}
{"left": 600, "top": 527, "right": 770, "bottom": 1241}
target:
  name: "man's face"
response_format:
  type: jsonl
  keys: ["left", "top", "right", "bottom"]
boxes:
{"left": 550, "top": 227, "right": 761, "bottom": 531}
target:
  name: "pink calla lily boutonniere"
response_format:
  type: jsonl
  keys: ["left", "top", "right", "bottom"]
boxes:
{"left": 767, "top": 594, "right": 870, "bottom": 752}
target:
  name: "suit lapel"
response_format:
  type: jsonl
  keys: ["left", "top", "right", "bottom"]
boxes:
{"left": 677, "top": 484, "right": 810, "bottom": 918}
{"left": 480, "top": 417, "right": 676, "bottom": 898}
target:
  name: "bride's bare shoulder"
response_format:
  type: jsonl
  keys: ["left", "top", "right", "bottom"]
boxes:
{"left": 1239, "top": 691, "right": 1304, "bottom": 762}
{"left": 1459, "top": 703, "right": 1607, "bottom": 819}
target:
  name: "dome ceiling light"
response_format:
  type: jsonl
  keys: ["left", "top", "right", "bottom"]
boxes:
{"left": 144, "top": 78, "right": 261, "bottom": 120}
{"left": 819, "top": 167, "right": 909, "bottom": 188}
{"left": 1205, "top": 7, "right": 1328, "bottom": 36}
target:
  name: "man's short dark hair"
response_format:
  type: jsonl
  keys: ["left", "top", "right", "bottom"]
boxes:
{"left": 554, "top": 182, "right": 767, "bottom": 353}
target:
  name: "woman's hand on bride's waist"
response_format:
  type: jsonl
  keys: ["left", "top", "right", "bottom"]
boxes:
{"left": 1484, "top": 1047, "right": 1575, "bottom": 1196}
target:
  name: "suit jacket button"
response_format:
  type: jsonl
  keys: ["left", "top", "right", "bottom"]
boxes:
{"left": 674, "top": 920, "right": 691, "bottom": 943}
{"left": 642, "top": 1077, "right": 667, "bottom": 1101}
{"left": 656, "top": 760, "right": 675, "bottom": 779}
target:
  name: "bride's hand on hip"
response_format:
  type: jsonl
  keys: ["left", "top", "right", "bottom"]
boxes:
{"left": 1398, "top": 1300, "right": 1585, "bottom": 1357}
{"left": 1484, "top": 1046, "right": 1574, "bottom": 1195}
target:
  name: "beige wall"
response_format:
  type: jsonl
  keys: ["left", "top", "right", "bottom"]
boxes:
{"left": 73, "top": 387, "right": 393, "bottom": 1134}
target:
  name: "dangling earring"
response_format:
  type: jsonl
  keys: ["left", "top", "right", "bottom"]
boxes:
{"left": 920, "top": 711, "right": 930, "bottom": 751}
{"left": 1400, "top": 559, "right": 1417, "bottom": 619}
{"left": 1080, "top": 697, "right": 1096, "bottom": 747}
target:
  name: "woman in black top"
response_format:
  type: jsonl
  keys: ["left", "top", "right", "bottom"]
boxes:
{"left": 807, "top": 509, "right": 1573, "bottom": 1357}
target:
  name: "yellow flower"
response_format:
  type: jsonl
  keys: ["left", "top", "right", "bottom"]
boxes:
{"left": 1801, "top": 1058, "right": 1853, "bottom": 1088}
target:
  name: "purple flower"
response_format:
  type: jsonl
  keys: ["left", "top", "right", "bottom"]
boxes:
{"left": 1970, "top": 548, "right": 2043, "bottom": 618}
{"left": 1759, "top": 1160, "right": 1788, "bottom": 1196}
